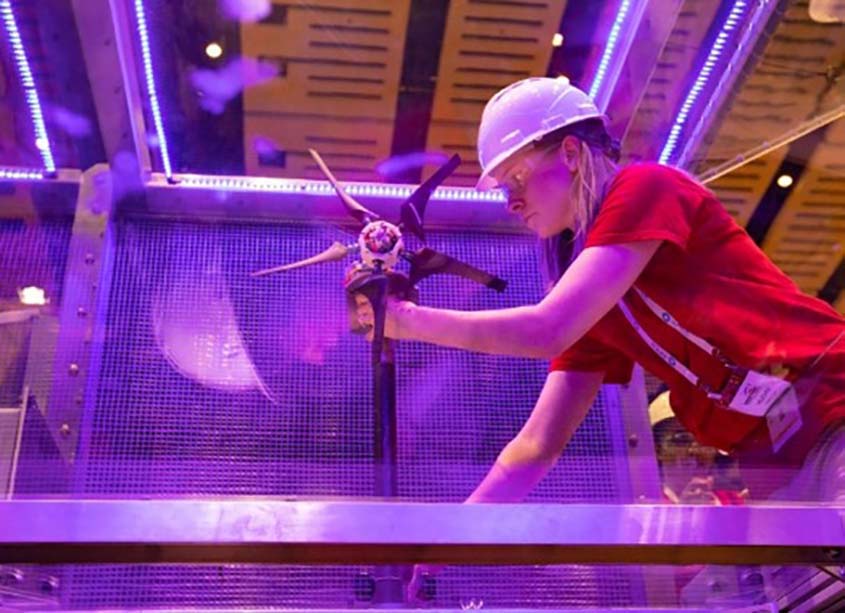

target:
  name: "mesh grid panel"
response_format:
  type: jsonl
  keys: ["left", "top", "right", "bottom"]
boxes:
{"left": 0, "top": 219, "right": 72, "bottom": 306}
{"left": 65, "top": 218, "right": 639, "bottom": 608}
{"left": 0, "top": 219, "right": 72, "bottom": 406}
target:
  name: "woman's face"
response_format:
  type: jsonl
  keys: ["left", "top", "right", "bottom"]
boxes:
{"left": 491, "top": 136, "right": 579, "bottom": 238}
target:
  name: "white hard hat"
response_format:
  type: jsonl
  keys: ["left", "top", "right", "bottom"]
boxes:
{"left": 648, "top": 391, "right": 676, "bottom": 427}
{"left": 475, "top": 76, "right": 605, "bottom": 191}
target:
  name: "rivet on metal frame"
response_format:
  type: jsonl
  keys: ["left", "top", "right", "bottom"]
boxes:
{"left": 59, "top": 423, "right": 71, "bottom": 437}
{"left": 68, "top": 363, "right": 80, "bottom": 376}
{"left": 627, "top": 434, "right": 639, "bottom": 448}
{"left": 40, "top": 576, "right": 59, "bottom": 594}
{"left": 0, "top": 568, "right": 24, "bottom": 585}
{"left": 77, "top": 306, "right": 88, "bottom": 317}
{"left": 84, "top": 252, "right": 95, "bottom": 265}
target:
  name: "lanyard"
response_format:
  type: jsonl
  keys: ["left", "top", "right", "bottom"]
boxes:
{"left": 618, "top": 288, "right": 732, "bottom": 398}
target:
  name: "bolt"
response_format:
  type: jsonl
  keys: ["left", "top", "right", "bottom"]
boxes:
{"left": 40, "top": 576, "right": 59, "bottom": 593}
{"left": 0, "top": 569, "right": 23, "bottom": 585}
{"left": 59, "top": 423, "right": 71, "bottom": 437}
{"left": 68, "top": 363, "right": 80, "bottom": 376}
{"left": 628, "top": 434, "right": 639, "bottom": 448}
{"left": 84, "top": 253, "right": 95, "bottom": 265}
{"left": 77, "top": 306, "right": 88, "bottom": 317}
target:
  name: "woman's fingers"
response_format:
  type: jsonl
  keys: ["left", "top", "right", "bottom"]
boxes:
{"left": 354, "top": 294, "right": 374, "bottom": 327}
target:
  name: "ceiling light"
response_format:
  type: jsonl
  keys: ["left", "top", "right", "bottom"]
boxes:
{"left": 205, "top": 42, "right": 223, "bottom": 59}
{"left": 18, "top": 286, "right": 48, "bottom": 306}
{"left": 776, "top": 174, "right": 793, "bottom": 188}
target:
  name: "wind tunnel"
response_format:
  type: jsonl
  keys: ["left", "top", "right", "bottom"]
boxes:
{"left": 0, "top": 0, "right": 845, "bottom": 611}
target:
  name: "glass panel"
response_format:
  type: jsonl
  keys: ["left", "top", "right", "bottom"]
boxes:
{"left": 1, "top": 0, "right": 845, "bottom": 610}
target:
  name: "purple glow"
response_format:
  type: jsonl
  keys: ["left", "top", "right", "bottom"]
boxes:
{"left": 0, "top": 0, "right": 56, "bottom": 173}
{"left": 51, "top": 106, "right": 94, "bottom": 138}
{"left": 375, "top": 151, "right": 451, "bottom": 179}
{"left": 219, "top": 0, "right": 271, "bottom": 22}
{"left": 190, "top": 57, "right": 279, "bottom": 115}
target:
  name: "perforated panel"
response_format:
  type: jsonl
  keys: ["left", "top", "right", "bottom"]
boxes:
{"left": 241, "top": 1, "right": 411, "bottom": 180}
{"left": 708, "top": 153, "right": 789, "bottom": 226}
{"left": 66, "top": 217, "right": 640, "bottom": 608}
{"left": 424, "top": 0, "right": 568, "bottom": 185}
{"left": 763, "top": 117, "right": 845, "bottom": 294}
{"left": 695, "top": 1, "right": 845, "bottom": 174}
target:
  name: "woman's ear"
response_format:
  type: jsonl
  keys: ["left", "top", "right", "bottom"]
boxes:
{"left": 559, "top": 135, "right": 581, "bottom": 173}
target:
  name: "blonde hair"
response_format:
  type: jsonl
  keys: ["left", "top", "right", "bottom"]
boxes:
{"left": 539, "top": 140, "right": 619, "bottom": 293}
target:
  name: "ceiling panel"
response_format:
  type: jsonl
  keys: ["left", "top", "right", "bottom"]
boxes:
{"left": 708, "top": 151, "right": 790, "bottom": 226}
{"left": 240, "top": 0, "right": 412, "bottom": 180}
{"left": 762, "top": 117, "right": 845, "bottom": 294}
{"left": 692, "top": 0, "right": 845, "bottom": 176}
{"left": 425, "top": 0, "right": 568, "bottom": 185}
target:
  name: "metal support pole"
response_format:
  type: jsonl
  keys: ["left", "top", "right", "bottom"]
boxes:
{"left": 353, "top": 267, "right": 402, "bottom": 606}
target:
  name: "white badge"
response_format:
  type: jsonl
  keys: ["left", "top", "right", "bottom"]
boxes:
{"left": 727, "top": 370, "right": 793, "bottom": 417}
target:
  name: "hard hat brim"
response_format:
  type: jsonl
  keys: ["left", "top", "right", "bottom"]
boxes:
{"left": 475, "top": 112, "right": 609, "bottom": 193}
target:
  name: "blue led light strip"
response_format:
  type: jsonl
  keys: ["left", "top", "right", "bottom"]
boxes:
{"left": 0, "top": 166, "right": 44, "bottom": 180}
{"left": 132, "top": 0, "right": 173, "bottom": 178}
{"left": 588, "top": 0, "right": 632, "bottom": 107}
{"left": 658, "top": 0, "right": 750, "bottom": 165}
{"left": 0, "top": 0, "right": 56, "bottom": 174}
{"left": 173, "top": 174, "right": 506, "bottom": 203}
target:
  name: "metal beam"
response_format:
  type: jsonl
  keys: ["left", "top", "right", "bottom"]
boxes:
{"left": 45, "top": 165, "right": 115, "bottom": 464}
{"left": 1, "top": 500, "right": 844, "bottom": 565}
{"left": 141, "top": 172, "right": 523, "bottom": 233}
{"left": 71, "top": 0, "right": 152, "bottom": 173}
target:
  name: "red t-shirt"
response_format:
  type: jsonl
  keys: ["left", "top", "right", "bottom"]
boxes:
{"left": 550, "top": 163, "right": 845, "bottom": 473}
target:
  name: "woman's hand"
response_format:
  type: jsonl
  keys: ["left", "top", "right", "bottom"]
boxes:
{"left": 351, "top": 293, "right": 415, "bottom": 341}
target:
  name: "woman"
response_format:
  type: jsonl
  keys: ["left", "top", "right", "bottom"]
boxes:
{"left": 348, "top": 76, "right": 845, "bottom": 593}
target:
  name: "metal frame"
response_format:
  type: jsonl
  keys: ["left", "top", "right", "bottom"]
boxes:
{"left": 35, "top": 609, "right": 763, "bottom": 613}
{"left": 46, "top": 165, "right": 116, "bottom": 463}
{"left": 142, "top": 172, "right": 523, "bottom": 232}
{"left": 36, "top": 609, "right": 770, "bottom": 613}
{"left": 675, "top": 0, "right": 781, "bottom": 168}
{"left": 1, "top": 500, "right": 844, "bottom": 565}
{"left": 71, "top": 0, "right": 153, "bottom": 174}
{"left": 611, "top": 366, "right": 676, "bottom": 606}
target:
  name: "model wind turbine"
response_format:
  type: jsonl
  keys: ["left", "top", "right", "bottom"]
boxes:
{"left": 251, "top": 149, "right": 506, "bottom": 293}
{"left": 250, "top": 149, "right": 506, "bottom": 604}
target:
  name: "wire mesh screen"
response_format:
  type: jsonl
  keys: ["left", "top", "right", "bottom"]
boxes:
{"left": 65, "top": 218, "right": 641, "bottom": 609}
{"left": 0, "top": 219, "right": 72, "bottom": 406}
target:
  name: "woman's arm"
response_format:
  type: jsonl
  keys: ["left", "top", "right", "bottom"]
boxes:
{"left": 467, "top": 369, "right": 604, "bottom": 502}
{"left": 406, "top": 368, "right": 604, "bottom": 600}
{"left": 391, "top": 240, "right": 660, "bottom": 358}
